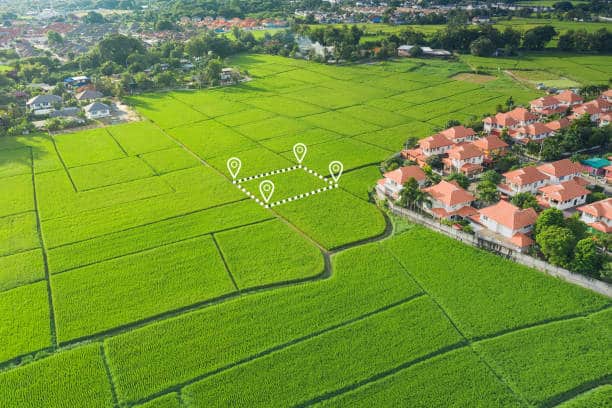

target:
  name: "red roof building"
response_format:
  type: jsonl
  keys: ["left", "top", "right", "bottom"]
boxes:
{"left": 577, "top": 198, "right": 612, "bottom": 233}
{"left": 498, "top": 166, "right": 549, "bottom": 196}
{"left": 538, "top": 179, "right": 590, "bottom": 210}
{"left": 438, "top": 126, "right": 477, "bottom": 143}
{"left": 483, "top": 107, "right": 539, "bottom": 134}
{"left": 423, "top": 180, "right": 476, "bottom": 219}
{"left": 475, "top": 200, "right": 537, "bottom": 248}
{"left": 536, "top": 159, "right": 584, "bottom": 184}
{"left": 472, "top": 135, "right": 509, "bottom": 160}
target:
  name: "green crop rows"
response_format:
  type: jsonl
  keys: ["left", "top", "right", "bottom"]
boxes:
{"left": 0, "top": 54, "right": 609, "bottom": 407}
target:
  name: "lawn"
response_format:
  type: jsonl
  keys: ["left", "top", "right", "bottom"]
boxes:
{"left": 0, "top": 53, "right": 609, "bottom": 407}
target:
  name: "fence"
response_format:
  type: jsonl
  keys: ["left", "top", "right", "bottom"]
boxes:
{"left": 388, "top": 202, "right": 612, "bottom": 298}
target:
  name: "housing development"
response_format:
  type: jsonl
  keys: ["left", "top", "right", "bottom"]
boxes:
{"left": 0, "top": 0, "right": 610, "bottom": 407}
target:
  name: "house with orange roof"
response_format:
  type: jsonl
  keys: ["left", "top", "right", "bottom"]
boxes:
{"left": 422, "top": 180, "right": 476, "bottom": 220}
{"left": 530, "top": 95, "right": 564, "bottom": 116}
{"left": 510, "top": 122, "right": 555, "bottom": 143}
{"left": 498, "top": 166, "right": 548, "bottom": 196}
{"left": 572, "top": 98, "right": 610, "bottom": 122}
{"left": 482, "top": 107, "right": 538, "bottom": 134}
{"left": 600, "top": 89, "right": 612, "bottom": 103}
{"left": 443, "top": 143, "right": 484, "bottom": 176}
{"left": 577, "top": 198, "right": 612, "bottom": 233}
{"left": 599, "top": 112, "right": 611, "bottom": 127}
{"left": 438, "top": 125, "right": 477, "bottom": 143}
{"left": 536, "top": 158, "right": 583, "bottom": 184}
{"left": 472, "top": 135, "right": 509, "bottom": 160}
{"left": 538, "top": 179, "right": 590, "bottom": 210}
{"left": 555, "top": 90, "right": 583, "bottom": 107}
{"left": 472, "top": 200, "right": 537, "bottom": 251}
{"left": 545, "top": 117, "right": 572, "bottom": 133}
{"left": 376, "top": 165, "right": 427, "bottom": 200}
{"left": 420, "top": 133, "right": 455, "bottom": 156}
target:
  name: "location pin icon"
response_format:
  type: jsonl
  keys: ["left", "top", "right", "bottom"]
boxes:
{"left": 329, "top": 161, "right": 343, "bottom": 185}
{"left": 293, "top": 143, "right": 307, "bottom": 164}
{"left": 227, "top": 157, "right": 242, "bottom": 181}
{"left": 259, "top": 180, "right": 275, "bottom": 204}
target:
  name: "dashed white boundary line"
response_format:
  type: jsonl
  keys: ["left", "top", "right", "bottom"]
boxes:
{"left": 234, "top": 165, "right": 338, "bottom": 208}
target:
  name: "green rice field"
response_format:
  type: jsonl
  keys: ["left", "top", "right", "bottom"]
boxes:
{"left": 0, "top": 54, "right": 610, "bottom": 407}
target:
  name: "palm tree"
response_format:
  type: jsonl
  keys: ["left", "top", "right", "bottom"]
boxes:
{"left": 397, "top": 177, "right": 431, "bottom": 212}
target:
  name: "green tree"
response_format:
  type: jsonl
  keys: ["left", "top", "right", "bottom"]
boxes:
{"left": 572, "top": 238, "right": 602, "bottom": 275}
{"left": 511, "top": 192, "right": 540, "bottom": 211}
{"left": 470, "top": 36, "right": 495, "bottom": 56}
{"left": 204, "top": 58, "right": 222, "bottom": 86}
{"left": 445, "top": 172, "right": 470, "bottom": 189}
{"left": 47, "top": 30, "right": 63, "bottom": 45}
{"left": 535, "top": 208, "right": 565, "bottom": 236}
{"left": 476, "top": 180, "right": 500, "bottom": 204}
{"left": 536, "top": 225, "right": 576, "bottom": 268}
{"left": 84, "top": 11, "right": 106, "bottom": 24}
{"left": 397, "top": 177, "right": 430, "bottom": 210}
{"left": 481, "top": 170, "right": 501, "bottom": 185}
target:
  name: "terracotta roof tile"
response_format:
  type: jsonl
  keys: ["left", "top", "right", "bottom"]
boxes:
{"left": 577, "top": 198, "right": 612, "bottom": 220}
{"left": 555, "top": 90, "right": 583, "bottom": 104}
{"left": 420, "top": 133, "right": 455, "bottom": 149}
{"left": 538, "top": 179, "right": 590, "bottom": 202}
{"left": 447, "top": 143, "right": 483, "bottom": 160}
{"left": 439, "top": 125, "right": 476, "bottom": 141}
{"left": 503, "top": 166, "right": 548, "bottom": 186}
{"left": 472, "top": 135, "right": 508, "bottom": 151}
{"left": 479, "top": 200, "right": 538, "bottom": 230}
{"left": 424, "top": 180, "right": 475, "bottom": 207}
{"left": 536, "top": 159, "right": 583, "bottom": 178}
{"left": 510, "top": 232, "right": 534, "bottom": 248}
{"left": 383, "top": 165, "right": 427, "bottom": 185}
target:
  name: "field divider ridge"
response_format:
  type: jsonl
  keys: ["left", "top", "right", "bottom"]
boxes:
{"left": 100, "top": 343, "right": 120, "bottom": 408}
{"left": 211, "top": 234, "right": 240, "bottom": 292}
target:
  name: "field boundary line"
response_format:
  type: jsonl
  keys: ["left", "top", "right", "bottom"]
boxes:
{"left": 129, "top": 293, "right": 427, "bottom": 407}
{"left": 46, "top": 197, "right": 249, "bottom": 250}
{"left": 29, "top": 147, "right": 58, "bottom": 349}
{"left": 211, "top": 234, "right": 240, "bottom": 292}
{"left": 48, "top": 133, "right": 78, "bottom": 193}
{"left": 104, "top": 127, "right": 130, "bottom": 158}
{"left": 547, "top": 378, "right": 612, "bottom": 408}
{"left": 51, "top": 217, "right": 276, "bottom": 276}
{"left": 384, "top": 248, "right": 530, "bottom": 407}
{"left": 100, "top": 343, "right": 120, "bottom": 408}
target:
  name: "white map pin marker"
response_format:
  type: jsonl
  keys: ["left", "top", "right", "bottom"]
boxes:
{"left": 293, "top": 143, "right": 307, "bottom": 164}
{"left": 329, "top": 161, "right": 343, "bottom": 183}
{"left": 259, "top": 180, "right": 275, "bottom": 203}
{"left": 227, "top": 157, "right": 242, "bottom": 180}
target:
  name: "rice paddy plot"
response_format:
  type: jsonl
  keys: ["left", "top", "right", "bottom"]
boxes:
{"left": 69, "top": 157, "right": 155, "bottom": 191}
{"left": 127, "top": 93, "right": 209, "bottom": 129}
{"left": 259, "top": 128, "right": 344, "bottom": 153}
{"left": 234, "top": 115, "right": 312, "bottom": 140}
{"left": 302, "top": 111, "right": 381, "bottom": 136}
{"left": 53, "top": 128, "right": 126, "bottom": 168}
{"left": 0, "top": 249, "right": 44, "bottom": 292}
{"left": 106, "top": 121, "right": 175, "bottom": 155}
{"left": 214, "top": 219, "right": 325, "bottom": 288}
{"left": 139, "top": 147, "right": 201, "bottom": 175}
{"left": 0, "top": 211, "right": 39, "bottom": 257}
{"left": 355, "top": 121, "right": 436, "bottom": 151}
{"left": 244, "top": 95, "right": 326, "bottom": 117}
{"left": 0, "top": 148, "right": 31, "bottom": 178}
{"left": 0, "top": 173, "right": 33, "bottom": 217}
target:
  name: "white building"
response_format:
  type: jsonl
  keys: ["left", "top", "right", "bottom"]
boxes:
{"left": 84, "top": 102, "right": 111, "bottom": 119}
{"left": 577, "top": 198, "right": 612, "bottom": 233}
{"left": 538, "top": 179, "right": 590, "bottom": 210}
{"left": 498, "top": 166, "right": 548, "bottom": 196}
{"left": 475, "top": 200, "right": 537, "bottom": 250}
{"left": 376, "top": 165, "right": 427, "bottom": 200}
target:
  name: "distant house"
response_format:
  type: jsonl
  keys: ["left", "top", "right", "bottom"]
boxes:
{"left": 530, "top": 95, "right": 563, "bottom": 116}
{"left": 438, "top": 125, "right": 477, "bottom": 144}
{"left": 483, "top": 107, "right": 538, "bottom": 134}
{"left": 75, "top": 89, "right": 103, "bottom": 102}
{"left": 49, "top": 107, "right": 80, "bottom": 118}
{"left": 545, "top": 117, "right": 571, "bottom": 133}
{"left": 423, "top": 180, "right": 476, "bottom": 220}
{"left": 419, "top": 133, "right": 455, "bottom": 157}
{"left": 26, "top": 94, "right": 62, "bottom": 115}
{"left": 510, "top": 122, "right": 554, "bottom": 143}
{"left": 84, "top": 102, "right": 111, "bottom": 119}
{"left": 555, "top": 90, "right": 583, "bottom": 107}
{"left": 64, "top": 75, "right": 90, "bottom": 87}
{"left": 473, "top": 200, "right": 537, "bottom": 250}
{"left": 498, "top": 166, "right": 548, "bottom": 196}
{"left": 577, "top": 198, "right": 612, "bottom": 233}
{"left": 602, "top": 89, "right": 612, "bottom": 103}
{"left": 536, "top": 159, "right": 583, "bottom": 184}
{"left": 443, "top": 143, "right": 484, "bottom": 176}
{"left": 581, "top": 157, "right": 611, "bottom": 177}
{"left": 397, "top": 44, "right": 451, "bottom": 58}
{"left": 472, "top": 135, "right": 509, "bottom": 161}
{"left": 376, "top": 165, "right": 427, "bottom": 200}
{"left": 538, "top": 179, "right": 590, "bottom": 210}
{"left": 572, "top": 99, "right": 610, "bottom": 122}
{"left": 220, "top": 67, "right": 237, "bottom": 85}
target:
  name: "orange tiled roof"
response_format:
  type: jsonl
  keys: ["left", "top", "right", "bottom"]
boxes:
{"left": 383, "top": 165, "right": 427, "bottom": 185}
{"left": 514, "top": 122, "right": 552, "bottom": 136}
{"left": 536, "top": 159, "right": 583, "bottom": 178}
{"left": 603, "top": 89, "right": 612, "bottom": 98}
{"left": 507, "top": 107, "right": 539, "bottom": 122}
{"left": 439, "top": 125, "right": 476, "bottom": 141}
{"left": 420, "top": 133, "right": 454, "bottom": 150}
{"left": 503, "top": 166, "right": 548, "bottom": 186}
{"left": 538, "top": 179, "right": 590, "bottom": 202}
{"left": 555, "top": 90, "right": 583, "bottom": 104}
{"left": 424, "top": 180, "right": 475, "bottom": 206}
{"left": 545, "top": 117, "right": 571, "bottom": 132}
{"left": 447, "top": 143, "right": 483, "bottom": 160}
{"left": 577, "top": 198, "right": 612, "bottom": 220}
{"left": 531, "top": 95, "right": 559, "bottom": 107}
{"left": 510, "top": 232, "right": 534, "bottom": 248}
{"left": 479, "top": 200, "right": 538, "bottom": 230}
{"left": 472, "top": 135, "right": 508, "bottom": 151}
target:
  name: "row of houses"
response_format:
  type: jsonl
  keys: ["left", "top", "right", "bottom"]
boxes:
{"left": 403, "top": 125, "right": 509, "bottom": 176}
{"left": 26, "top": 92, "right": 110, "bottom": 119}
{"left": 483, "top": 89, "right": 611, "bottom": 143}
{"left": 377, "top": 161, "right": 611, "bottom": 250}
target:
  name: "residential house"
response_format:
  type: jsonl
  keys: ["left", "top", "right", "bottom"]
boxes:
{"left": 538, "top": 179, "right": 590, "bottom": 210}
{"left": 510, "top": 122, "right": 554, "bottom": 143}
{"left": 26, "top": 94, "right": 62, "bottom": 114}
{"left": 438, "top": 125, "right": 476, "bottom": 143}
{"left": 545, "top": 117, "right": 571, "bottom": 133}
{"left": 422, "top": 180, "right": 476, "bottom": 219}
{"left": 220, "top": 68, "right": 237, "bottom": 85}
{"left": 581, "top": 157, "right": 611, "bottom": 177}
{"left": 555, "top": 90, "right": 583, "bottom": 107}
{"left": 376, "top": 165, "right": 427, "bottom": 200}
{"left": 536, "top": 159, "right": 583, "bottom": 184}
{"left": 602, "top": 89, "right": 612, "bottom": 103}
{"left": 473, "top": 200, "right": 537, "bottom": 250}
{"left": 482, "top": 107, "right": 539, "bottom": 134}
{"left": 420, "top": 133, "right": 455, "bottom": 157}
{"left": 472, "top": 135, "right": 509, "bottom": 161}
{"left": 599, "top": 112, "right": 611, "bottom": 127}
{"left": 443, "top": 143, "right": 484, "bottom": 176}
{"left": 75, "top": 89, "right": 103, "bottom": 102}
{"left": 605, "top": 164, "right": 612, "bottom": 184}
{"left": 84, "top": 102, "right": 111, "bottom": 119}
{"left": 498, "top": 166, "right": 548, "bottom": 196}
{"left": 577, "top": 198, "right": 612, "bottom": 233}
{"left": 572, "top": 99, "right": 610, "bottom": 122}
{"left": 530, "top": 95, "right": 563, "bottom": 116}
